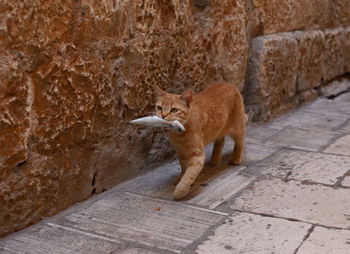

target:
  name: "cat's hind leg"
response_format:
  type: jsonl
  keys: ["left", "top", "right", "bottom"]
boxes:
{"left": 173, "top": 148, "right": 205, "bottom": 200}
{"left": 229, "top": 132, "right": 244, "bottom": 165}
{"left": 210, "top": 137, "right": 225, "bottom": 166}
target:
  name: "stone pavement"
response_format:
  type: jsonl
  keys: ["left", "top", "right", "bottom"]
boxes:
{"left": 1, "top": 93, "right": 350, "bottom": 254}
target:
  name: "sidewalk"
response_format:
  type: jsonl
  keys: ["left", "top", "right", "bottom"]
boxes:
{"left": 1, "top": 92, "right": 350, "bottom": 254}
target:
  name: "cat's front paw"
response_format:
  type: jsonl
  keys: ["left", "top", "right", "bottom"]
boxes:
{"left": 228, "top": 158, "right": 242, "bottom": 165}
{"left": 173, "top": 182, "right": 190, "bottom": 200}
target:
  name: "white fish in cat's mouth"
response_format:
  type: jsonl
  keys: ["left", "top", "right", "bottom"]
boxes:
{"left": 130, "top": 116, "right": 185, "bottom": 132}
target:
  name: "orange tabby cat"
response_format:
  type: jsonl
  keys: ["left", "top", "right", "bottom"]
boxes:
{"left": 154, "top": 82, "right": 246, "bottom": 200}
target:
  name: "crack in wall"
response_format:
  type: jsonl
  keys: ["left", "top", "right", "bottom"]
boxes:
{"left": 91, "top": 171, "right": 97, "bottom": 195}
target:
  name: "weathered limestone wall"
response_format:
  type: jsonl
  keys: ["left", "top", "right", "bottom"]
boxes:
{"left": 244, "top": 0, "right": 350, "bottom": 120}
{"left": 0, "top": 0, "right": 349, "bottom": 237}
{"left": 0, "top": 0, "right": 248, "bottom": 237}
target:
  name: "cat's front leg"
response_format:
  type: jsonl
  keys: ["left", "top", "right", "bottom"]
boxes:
{"left": 173, "top": 148, "right": 205, "bottom": 200}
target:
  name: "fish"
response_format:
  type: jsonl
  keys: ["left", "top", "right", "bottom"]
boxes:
{"left": 130, "top": 116, "right": 185, "bottom": 132}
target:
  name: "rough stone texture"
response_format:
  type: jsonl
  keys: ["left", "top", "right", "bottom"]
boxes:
{"left": 320, "top": 78, "right": 350, "bottom": 98}
{"left": 323, "top": 135, "right": 350, "bottom": 157}
{"left": 269, "top": 109, "right": 347, "bottom": 131}
{"left": 2, "top": 0, "right": 350, "bottom": 239}
{"left": 245, "top": 0, "right": 310, "bottom": 36}
{"left": 244, "top": 34, "right": 299, "bottom": 121}
{"left": 294, "top": 30, "right": 324, "bottom": 92}
{"left": 341, "top": 176, "right": 350, "bottom": 188}
{"left": 323, "top": 28, "right": 345, "bottom": 81}
{"left": 196, "top": 212, "right": 311, "bottom": 254}
{"left": 55, "top": 192, "right": 227, "bottom": 253}
{"left": 332, "top": 0, "right": 350, "bottom": 27}
{"left": 245, "top": 0, "right": 350, "bottom": 38}
{"left": 232, "top": 178, "right": 350, "bottom": 229}
{"left": 256, "top": 150, "right": 350, "bottom": 185}
{"left": 0, "top": 0, "right": 248, "bottom": 237}
{"left": 303, "top": 98, "right": 350, "bottom": 116}
{"left": 265, "top": 127, "right": 338, "bottom": 152}
{"left": 298, "top": 227, "right": 350, "bottom": 254}
{"left": 343, "top": 27, "right": 350, "bottom": 74}
{"left": 1, "top": 90, "right": 350, "bottom": 253}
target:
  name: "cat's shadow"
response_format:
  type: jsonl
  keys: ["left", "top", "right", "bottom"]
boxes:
{"left": 180, "top": 152, "right": 242, "bottom": 201}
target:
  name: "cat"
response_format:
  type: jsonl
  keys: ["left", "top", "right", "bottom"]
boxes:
{"left": 153, "top": 82, "right": 246, "bottom": 200}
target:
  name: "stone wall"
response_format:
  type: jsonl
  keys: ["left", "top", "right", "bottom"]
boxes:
{"left": 0, "top": 0, "right": 349, "bottom": 237}
{"left": 243, "top": 0, "right": 350, "bottom": 121}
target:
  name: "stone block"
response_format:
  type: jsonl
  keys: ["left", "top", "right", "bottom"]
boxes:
{"left": 56, "top": 192, "right": 227, "bottom": 253}
{"left": 306, "top": 0, "right": 333, "bottom": 29}
{"left": 324, "top": 135, "right": 350, "bottom": 156}
{"left": 269, "top": 108, "right": 347, "bottom": 131}
{"left": 265, "top": 126, "right": 338, "bottom": 152}
{"left": 255, "top": 150, "right": 350, "bottom": 185}
{"left": 0, "top": 224, "right": 123, "bottom": 253}
{"left": 343, "top": 27, "right": 350, "bottom": 74}
{"left": 323, "top": 28, "right": 345, "bottom": 81}
{"left": 303, "top": 98, "right": 350, "bottom": 116}
{"left": 320, "top": 79, "right": 350, "bottom": 98}
{"left": 247, "top": 0, "right": 336, "bottom": 35}
{"left": 244, "top": 34, "right": 298, "bottom": 121}
{"left": 295, "top": 31, "right": 325, "bottom": 92}
{"left": 115, "top": 156, "right": 255, "bottom": 210}
{"left": 256, "top": 0, "right": 309, "bottom": 34}
{"left": 342, "top": 176, "right": 350, "bottom": 188}
{"left": 196, "top": 212, "right": 311, "bottom": 254}
{"left": 331, "top": 0, "right": 350, "bottom": 27}
{"left": 298, "top": 227, "right": 350, "bottom": 254}
{"left": 232, "top": 178, "right": 350, "bottom": 229}
{"left": 0, "top": 57, "right": 31, "bottom": 172}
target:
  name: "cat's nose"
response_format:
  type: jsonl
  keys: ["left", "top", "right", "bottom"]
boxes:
{"left": 161, "top": 113, "right": 168, "bottom": 119}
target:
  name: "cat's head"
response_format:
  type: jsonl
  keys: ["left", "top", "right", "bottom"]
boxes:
{"left": 153, "top": 85, "right": 192, "bottom": 123}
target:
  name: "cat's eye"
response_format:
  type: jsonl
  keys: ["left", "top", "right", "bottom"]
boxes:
{"left": 170, "top": 108, "right": 179, "bottom": 113}
{"left": 156, "top": 105, "right": 162, "bottom": 111}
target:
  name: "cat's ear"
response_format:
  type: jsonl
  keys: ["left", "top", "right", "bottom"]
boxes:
{"left": 153, "top": 85, "right": 166, "bottom": 100}
{"left": 180, "top": 89, "right": 193, "bottom": 107}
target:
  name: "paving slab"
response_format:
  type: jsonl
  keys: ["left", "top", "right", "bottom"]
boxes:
{"left": 245, "top": 124, "right": 281, "bottom": 143}
{"left": 232, "top": 178, "right": 350, "bottom": 229}
{"left": 335, "top": 91, "right": 350, "bottom": 102}
{"left": 323, "top": 135, "right": 350, "bottom": 156}
{"left": 186, "top": 167, "right": 256, "bottom": 209}
{"left": 302, "top": 98, "right": 350, "bottom": 116}
{"left": 213, "top": 137, "right": 277, "bottom": 164}
{"left": 320, "top": 79, "right": 350, "bottom": 98}
{"left": 118, "top": 248, "right": 161, "bottom": 254}
{"left": 341, "top": 176, "right": 350, "bottom": 188}
{"left": 116, "top": 139, "right": 268, "bottom": 209}
{"left": 340, "top": 121, "right": 350, "bottom": 133}
{"left": 265, "top": 126, "right": 338, "bottom": 152}
{"left": 0, "top": 223, "right": 123, "bottom": 254}
{"left": 117, "top": 161, "right": 255, "bottom": 209}
{"left": 54, "top": 192, "right": 227, "bottom": 253}
{"left": 297, "top": 227, "right": 350, "bottom": 254}
{"left": 196, "top": 212, "right": 311, "bottom": 254}
{"left": 268, "top": 110, "right": 347, "bottom": 131}
{"left": 241, "top": 142, "right": 277, "bottom": 163}
{"left": 255, "top": 150, "right": 350, "bottom": 184}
